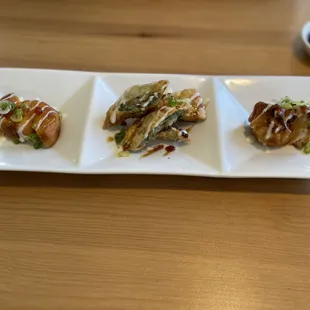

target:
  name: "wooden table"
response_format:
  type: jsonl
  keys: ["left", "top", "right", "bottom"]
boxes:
{"left": 1, "top": 1, "right": 310, "bottom": 309}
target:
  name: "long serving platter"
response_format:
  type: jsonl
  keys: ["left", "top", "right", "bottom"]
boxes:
{"left": 1, "top": 68, "right": 310, "bottom": 178}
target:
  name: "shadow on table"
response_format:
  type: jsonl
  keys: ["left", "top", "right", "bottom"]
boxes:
{"left": 1, "top": 171, "right": 310, "bottom": 195}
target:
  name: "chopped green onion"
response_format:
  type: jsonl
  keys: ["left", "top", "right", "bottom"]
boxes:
{"left": 10, "top": 114, "right": 23, "bottom": 122}
{"left": 168, "top": 97, "right": 178, "bottom": 107}
{"left": 12, "top": 138, "right": 20, "bottom": 144}
{"left": 278, "top": 96, "right": 308, "bottom": 109}
{"left": 304, "top": 143, "right": 310, "bottom": 154}
{"left": 32, "top": 123, "right": 37, "bottom": 130}
{"left": 26, "top": 133, "right": 44, "bottom": 149}
{"left": 282, "top": 103, "right": 292, "bottom": 110}
{"left": 115, "top": 127, "right": 126, "bottom": 145}
{"left": 294, "top": 101, "right": 307, "bottom": 106}
{"left": 282, "top": 97, "right": 292, "bottom": 104}
{"left": 0, "top": 101, "right": 15, "bottom": 111}
{"left": 0, "top": 102, "right": 8, "bottom": 110}
{"left": 20, "top": 103, "right": 30, "bottom": 110}
{"left": 10, "top": 108, "right": 24, "bottom": 122}
{"left": 307, "top": 121, "right": 310, "bottom": 128}
{"left": 14, "top": 108, "right": 23, "bottom": 117}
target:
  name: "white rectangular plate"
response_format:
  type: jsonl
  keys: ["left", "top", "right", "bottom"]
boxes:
{"left": 1, "top": 68, "right": 310, "bottom": 178}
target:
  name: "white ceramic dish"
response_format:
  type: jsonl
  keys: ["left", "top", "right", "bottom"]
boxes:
{"left": 1, "top": 68, "right": 310, "bottom": 178}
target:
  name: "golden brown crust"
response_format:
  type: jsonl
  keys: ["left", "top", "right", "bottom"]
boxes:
{"left": 103, "top": 80, "right": 168, "bottom": 129}
{"left": 249, "top": 101, "right": 310, "bottom": 148}
{"left": 0, "top": 96, "right": 61, "bottom": 148}
{"left": 163, "top": 89, "right": 207, "bottom": 122}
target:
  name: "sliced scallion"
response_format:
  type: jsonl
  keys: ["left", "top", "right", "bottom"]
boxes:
{"left": 0, "top": 101, "right": 15, "bottom": 114}
{"left": 12, "top": 138, "right": 21, "bottom": 144}
{"left": 26, "top": 133, "right": 44, "bottom": 149}
{"left": 20, "top": 103, "right": 30, "bottom": 110}
{"left": 14, "top": 109, "right": 23, "bottom": 117}
{"left": 115, "top": 127, "right": 126, "bottom": 145}
{"left": 304, "top": 143, "right": 310, "bottom": 154}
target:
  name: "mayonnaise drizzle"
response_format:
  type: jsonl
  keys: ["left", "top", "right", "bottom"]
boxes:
{"left": 274, "top": 126, "right": 282, "bottom": 134}
{"left": 36, "top": 110, "right": 57, "bottom": 130}
{"left": 41, "top": 105, "right": 50, "bottom": 112}
{"left": 265, "top": 120, "right": 275, "bottom": 140}
{"left": 190, "top": 92, "right": 200, "bottom": 101}
{"left": 178, "top": 129, "right": 188, "bottom": 138}
{"left": 110, "top": 108, "right": 117, "bottom": 124}
{"left": 142, "top": 94, "right": 156, "bottom": 107}
{"left": 0, "top": 116, "right": 4, "bottom": 129}
{"left": 144, "top": 108, "right": 171, "bottom": 139}
{"left": 283, "top": 114, "right": 293, "bottom": 124}
{"left": 257, "top": 104, "right": 272, "bottom": 120}
{"left": 195, "top": 97, "right": 203, "bottom": 105}
{"left": 17, "top": 114, "right": 36, "bottom": 142}
{"left": 30, "top": 101, "right": 42, "bottom": 111}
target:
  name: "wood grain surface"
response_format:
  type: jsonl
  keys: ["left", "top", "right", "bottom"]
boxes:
{"left": 1, "top": 0, "right": 310, "bottom": 309}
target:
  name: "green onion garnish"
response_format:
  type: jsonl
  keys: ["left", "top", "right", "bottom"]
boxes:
{"left": 279, "top": 96, "right": 308, "bottom": 109}
{"left": 282, "top": 103, "right": 292, "bottom": 110}
{"left": 0, "top": 102, "right": 8, "bottom": 110}
{"left": 20, "top": 103, "right": 30, "bottom": 110}
{"left": 304, "top": 143, "right": 310, "bottom": 154}
{"left": 26, "top": 133, "right": 44, "bottom": 149}
{"left": 10, "top": 114, "right": 23, "bottom": 122}
{"left": 14, "top": 109, "right": 23, "bottom": 117}
{"left": 168, "top": 97, "right": 178, "bottom": 107}
{"left": 12, "top": 138, "right": 20, "bottom": 144}
{"left": 115, "top": 127, "right": 126, "bottom": 145}
{"left": 0, "top": 101, "right": 15, "bottom": 111}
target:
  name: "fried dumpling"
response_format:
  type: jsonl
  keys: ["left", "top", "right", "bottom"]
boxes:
{"left": 121, "top": 104, "right": 188, "bottom": 151}
{"left": 103, "top": 80, "right": 168, "bottom": 129}
{"left": 248, "top": 101, "right": 310, "bottom": 149}
{"left": 164, "top": 89, "right": 207, "bottom": 122}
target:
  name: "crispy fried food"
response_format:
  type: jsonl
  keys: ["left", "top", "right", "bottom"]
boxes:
{"left": 248, "top": 101, "right": 310, "bottom": 148}
{"left": 164, "top": 89, "right": 207, "bottom": 122}
{"left": 0, "top": 94, "right": 61, "bottom": 148}
{"left": 155, "top": 127, "right": 190, "bottom": 142}
{"left": 121, "top": 104, "right": 188, "bottom": 151}
{"left": 103, "top": 80, "right": 168, "bottom": 129}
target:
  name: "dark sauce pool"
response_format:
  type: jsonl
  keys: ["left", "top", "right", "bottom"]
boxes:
{"left": 164, "top": 145, "right": 176, "bottom": 156}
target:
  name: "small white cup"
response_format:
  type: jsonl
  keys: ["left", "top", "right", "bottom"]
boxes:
{"left": 301, "top": 22, "right": 310, "bottom": 57}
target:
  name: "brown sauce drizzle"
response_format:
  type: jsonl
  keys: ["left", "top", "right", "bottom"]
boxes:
{"left": 0, "top": 93, "right": 13, "bottom": 101}
{"left": 164, "top": 145, "right": 175, "bottom": 156}
{"left": 141, "top": 144, "right": 164, "bottom": 158}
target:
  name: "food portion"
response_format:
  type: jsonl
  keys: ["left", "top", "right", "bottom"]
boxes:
{"left": 103, "top": 80, "right": 169, "bottom": 129}
{"left": 103, "top": 81, "right": 208, "bottom": 156}
{"left": 0, "top": 93, "right": 61, "bottom": 149}
{"left": 155, "top": 126, "right": 190, "bottom": 143}
{"left": 163, "top": 89, "right": 207, "bottom": 122}
{"left": 121, "top": 104, "right": 188, "bottom": 151}
{"left": 248, "top": 97, "right": 310, "bottom": 153}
